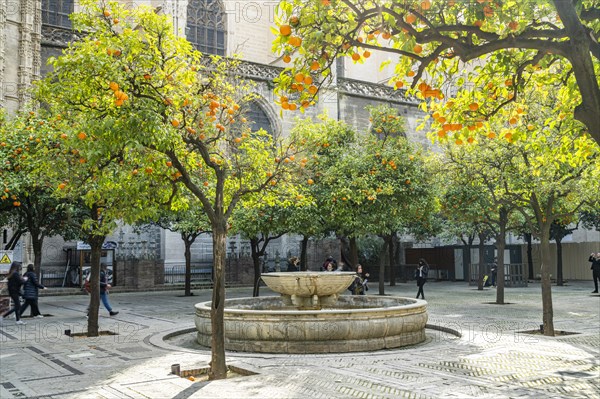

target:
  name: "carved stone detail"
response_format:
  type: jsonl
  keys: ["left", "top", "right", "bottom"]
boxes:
{"left": 41, "top": 24, "right": 79, "bottom": 47}
{"left": 338, "top": 77, "right": 418, "bottom": 105}
{"left": 0, "top": 1, "right": 6, "bottom": 105}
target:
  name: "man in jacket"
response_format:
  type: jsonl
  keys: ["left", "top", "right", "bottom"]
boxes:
{"left": 20, "top": 264, "right": 47, "bottom": 318}
{"left": 589, "top": 253, "right": 600, "bottom": 294}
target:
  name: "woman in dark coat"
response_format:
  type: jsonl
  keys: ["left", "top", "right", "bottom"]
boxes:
{"left": 415, "top": 258, "right": 429, "bottom": 300}
{"left": 20, "top": 264, "right": 46, "bottom": 318}
{"left": 1, "top": 261, "right": 26, "bottom": 324}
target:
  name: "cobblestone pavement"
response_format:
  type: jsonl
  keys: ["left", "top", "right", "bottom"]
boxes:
{"left": 1, "top": 281, "right": 598, "bottom": 398}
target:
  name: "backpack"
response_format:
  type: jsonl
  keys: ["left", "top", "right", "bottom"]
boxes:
{"left": 83, "top": 274, "right": 91, "bottom": 293}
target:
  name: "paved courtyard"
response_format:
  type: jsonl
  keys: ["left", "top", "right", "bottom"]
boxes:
{"left": 1, "top": 280, "right": 598, "bottom": 398}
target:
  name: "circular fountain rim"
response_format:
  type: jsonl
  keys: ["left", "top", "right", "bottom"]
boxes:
{"left": 194, "top": 295, "right": 427, "bottom": 315}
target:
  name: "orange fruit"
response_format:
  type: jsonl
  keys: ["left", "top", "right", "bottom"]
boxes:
{"left": 294, "top": 73, "right": 304, "bottom": 83}
{"left": 283, "top": 55, "right": 291, "bottom": 63}
{"left": 77, "top": 132, "right": 87, "bottom": 140}
{"left": 395, "top": 81, "right": 404, "bottom": 89}
{"left": 363, "top": 50, "right": 371, "bottom": 58}
{"left": 351, "top": 53, "right": 361, "bottom": 61}
{"left": 508, "top": 21, "right": 519, "bottom": 31}
{"left": 307, "top": 178, "right": 314, "bottom": 185}
{"left": 288, "top": 36, "right": 302, "bottom": 47}
{"left": 310, "top": 60, "right": 320, "bottom": 70}
{"left": 468, "top": 102, "right": 479, "bottom": 111}
{"left": 421, "top": 0, "right": 431, "bottom": 10}
{"left": 413, "top": 44, "right": 423, "bottom": 54}
{"left": 58, "top": 183, "right": 66, "bottom": 190}
{"left": 103, "top": 10, "right": 111, "bottom": 17}
{"left": 406, "top": 70, "right": 415, "bottom": 77}
{"left": 405, "top": 14, "right": 417, "bottom": 24}
{"left": 171, "top": 119, "right": 180, "bottom": 127}
{"left": 279, "top": 25, "right": 292, "bottom": 36}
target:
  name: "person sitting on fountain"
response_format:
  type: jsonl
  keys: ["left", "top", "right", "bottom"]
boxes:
{"left": 287, "top": 256, "right": 300, "bottom": 272}
{"left": 322, "top": 256, "right": 337, "bottom": 271}
{"left": 348, "top": 264, "right": 369, "bottom": 295}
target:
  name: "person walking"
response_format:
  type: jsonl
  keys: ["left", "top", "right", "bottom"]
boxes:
{"left": 589, "top": 252, "right": 600, "bottom": 293}
{"left": 348, "top": 264, "right": 369, "bottom": 295}
{"left": 415, "top": 258, "right": 429, "bottom": 300}
{"left": 100, "top": 264, "right": 118, "bottom": 316}
{"left": 491, "top": 258, "right": 498, "bottom": 288}
{"left": 1, "top": 261, "right": 26, "bottom": 325}
{"left": 20, "top": 264, "right": 47, "bottom": 318}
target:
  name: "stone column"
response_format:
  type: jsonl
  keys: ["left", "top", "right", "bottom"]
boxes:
{"left": 0, "top": 0, "right": 6, "bottom": 107}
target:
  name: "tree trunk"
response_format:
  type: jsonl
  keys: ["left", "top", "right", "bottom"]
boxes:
{"left": 556, "top": 238, "right": 564, "bottom": 286}
{"left": 209, "top": 221, "right": 228, "bottom": 380}
{"left": 388, "top": 234, "right": 397, "bottom": 286}
{"left": 539, "top": 226, "right": 555, "bottom": 336}
{"left": 525, "top": 233, "right": 534, "bottom": 280}
{"left": 495, "top": 225, "right": 506, "bottom": 304}
{"left": 5, "top": 230, "right": 23, "bottom": 250}
{"left": 300, "top": 235, "right": 308, "bottom": 271}
{"left": 30, "top": 231, "right": 44, "bottom": 276}
{"left": 348, "top": 236, "right": 359, "bottom": 269}
{"left": 477, "top": 232, "right": 486, "bottom": 290}
{"left": 463, "top": 243, "right": 472, "bottom": 283}
{"left": 86, "top": 234, "right": 105, "bottom": 337}
{"left": 250, "top": 237, "right": 261, "bottom": 297}
{"left": 184, "top": 238, "right": 192, "bottom": 296}
{"left": 378, "top": 240, "right": 388, "bottom": 295}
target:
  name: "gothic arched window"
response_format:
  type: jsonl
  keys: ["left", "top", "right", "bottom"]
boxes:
{"left": 186, "top": 0, "right": 226, "bottom": 56}
{"left": 247, "top": 101, "right": 274, "bottom": 135}
{"left": 42, "top": 0, "right": 73, "bottom": 28}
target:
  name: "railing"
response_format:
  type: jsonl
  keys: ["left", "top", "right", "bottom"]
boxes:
{"left": 163, "top": 265, "right": 213, "bottom": 286}
{"left": 469, "top": 263, "right": 527, "bottom": 287}
{"left": 40, "top": 270, "right": 66, "bottom": 287}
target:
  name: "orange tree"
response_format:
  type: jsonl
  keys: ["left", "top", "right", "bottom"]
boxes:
{"left": 232, "top": 202, "right": 296, "bottom": 296}
{"left": 150, "top": 196, "right": 212, "bottom": 297}
{"left": 272, "top": 0, "right": 600, "bottom": 145}
{"left": 441, "top": 136, "right": 527, "bottom": 302}
{"left": 36, "top": 110, "right": 174, "bottom": 336}
{"left": 0, "top": 112, "right": 84, "bottom": 270}
{"left": 438, "top": 87, "right": 599, "bottom": 335}
{"left": 288, "top": 106, "right": 437, "bottom": 291}
{"left": 38, "top": 0, "right": 300, "bottom": 379}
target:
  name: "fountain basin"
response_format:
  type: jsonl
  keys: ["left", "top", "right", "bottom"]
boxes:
{"left": 195, "top": 295, "right": 427, "bottom": 353}
{"left": 260, "top": 271, "right": 356, "bottom": 308}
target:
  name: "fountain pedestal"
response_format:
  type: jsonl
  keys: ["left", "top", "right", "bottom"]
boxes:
{"left": 261, "top": 272, "right": 355, "bottom": 309}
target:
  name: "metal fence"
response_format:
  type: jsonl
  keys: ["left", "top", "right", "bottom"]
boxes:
{"left": 163, "top": 265, "right": 213, "bottom": 286}
{"left": 40, "top": 270, "right": 67, "bottom": 287}
{"left": 469, "top": 263, "right": 527, "bottom": 287}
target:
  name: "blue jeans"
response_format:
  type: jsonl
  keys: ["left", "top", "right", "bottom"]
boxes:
{"left": 100, "top": 292, "right": 113, "bottom": 312}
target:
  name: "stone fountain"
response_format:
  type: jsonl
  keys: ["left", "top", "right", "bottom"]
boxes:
{"left": 195, "top": 271, "right": 427, "bottom": 354}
